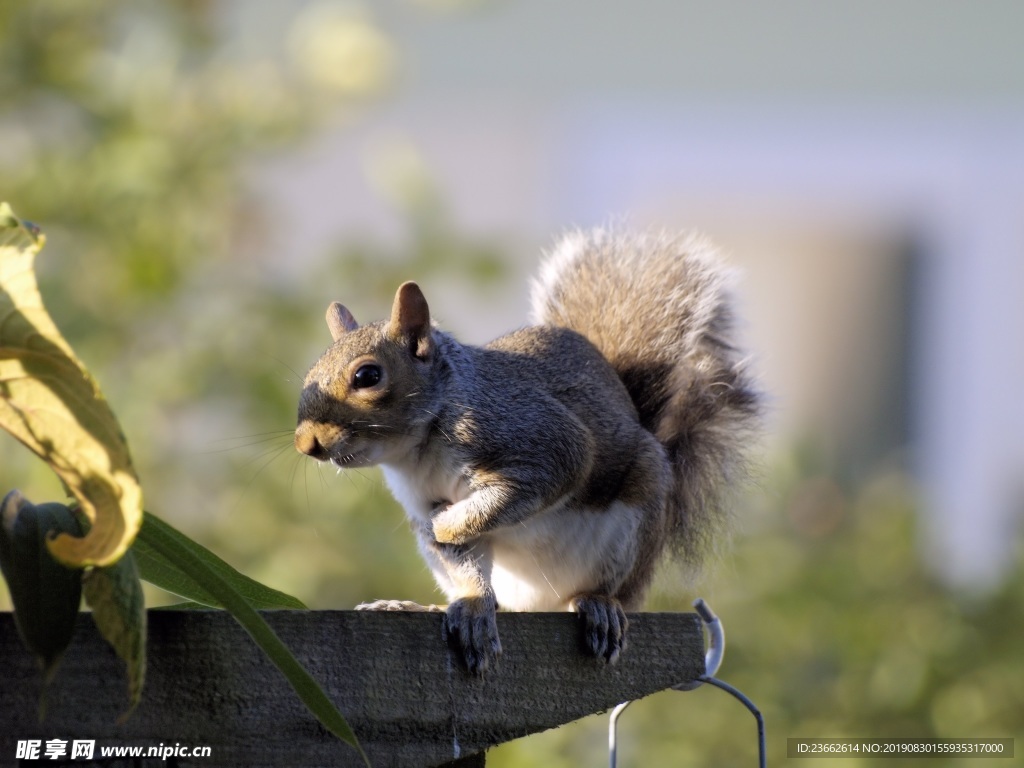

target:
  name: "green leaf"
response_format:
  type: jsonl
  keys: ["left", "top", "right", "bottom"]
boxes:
{"left": 82, "top": 549, "right": 146, "bottom": 720}
{"left": 0, "top": 203, "right": 143, "bottom": 567}
{"left": 150, "top": 600, "right": 212, "bottom": 610}
{"left": 0, "top": 491, "right": 83, "bottom": 681}
{"left": 137, "top": 510, "right": 367, "bottom": 764}
{"left": 133, "top": 512, "right": 306, "bottom": 610}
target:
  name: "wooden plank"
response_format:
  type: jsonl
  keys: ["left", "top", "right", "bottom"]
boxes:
{"left": 0, "top": 610, "right": 704, "bottom": 767}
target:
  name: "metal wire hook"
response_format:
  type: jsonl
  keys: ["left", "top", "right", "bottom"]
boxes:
{"left": 676, "top": 598, "right": 725, "bottom": 688}
{"left": 608, "top": 598, "right": 764, "bottom": 768}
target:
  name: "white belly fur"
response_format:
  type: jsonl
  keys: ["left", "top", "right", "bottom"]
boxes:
{"left": 488, "top": 502, "right": 639, "bottom": 611}
{"left": 381, "top": 461, "right": 640, "bottom": 611}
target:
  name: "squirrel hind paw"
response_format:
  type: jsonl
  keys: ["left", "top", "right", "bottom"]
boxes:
{"left": 571, "top": 594, "right": 628, "bottom": 664}
{"left": 355, "top": 599, "right": 444, "bottom": 612}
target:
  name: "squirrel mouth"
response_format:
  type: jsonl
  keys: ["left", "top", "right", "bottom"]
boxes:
{"left": 330, "top": 450, "right": 363, "bottom": 468}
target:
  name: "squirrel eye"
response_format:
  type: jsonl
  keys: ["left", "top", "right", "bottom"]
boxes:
{"left": 352, "top": 363, "right": 382, "bottom": 389}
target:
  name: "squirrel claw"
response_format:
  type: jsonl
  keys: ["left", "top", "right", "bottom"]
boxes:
{"left": 444, "top": 595, "right": 501, "bottom": 675}
{"left": 571, "top": 594, "right": 628, "bottom": 664}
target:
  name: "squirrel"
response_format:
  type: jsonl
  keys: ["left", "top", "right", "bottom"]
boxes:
{"left": 294, "top": 228, "right": 761, "bottom": 674}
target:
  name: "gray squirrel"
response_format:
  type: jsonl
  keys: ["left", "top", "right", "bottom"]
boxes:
{"left": 294, "top": 229, "right": 761, "bottom": 673}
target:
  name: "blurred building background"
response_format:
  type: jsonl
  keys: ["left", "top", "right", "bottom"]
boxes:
{"left": 255, "top": 0, "right": 1024, "bottom": 589}
{"left": 2, "top": 1, "right": 1022, "bottom": 764}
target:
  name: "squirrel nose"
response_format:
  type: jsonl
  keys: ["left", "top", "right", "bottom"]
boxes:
{"left": 294, "top": 424, "right": 327, "bottom": 459}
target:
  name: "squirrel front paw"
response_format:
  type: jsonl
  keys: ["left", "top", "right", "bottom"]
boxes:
{"left": 571, "top": 594, "right": 628, "bottom": 664}
{"left": 431, "top": 499, "right": 474, "bottom": 545}
{"left": 444, "top": 595, "right": 501, "bottom": 675}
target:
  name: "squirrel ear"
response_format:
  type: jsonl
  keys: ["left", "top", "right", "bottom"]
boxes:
{"left": 389, "top": 281, "right": 432, "bottom": 358}
{"left": 326, "top": 302, "right": 359, "bottom": 341}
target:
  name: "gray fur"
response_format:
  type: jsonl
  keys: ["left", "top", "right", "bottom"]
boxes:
{"left": 295, "top": 229, "right": 761, "bottom": 672}
{"left": 531, "top": 228, "right": 762, "bottom": 568}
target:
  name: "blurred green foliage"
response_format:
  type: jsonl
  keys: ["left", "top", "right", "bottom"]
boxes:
{"left": 0, "top": 0, "right": 504, "bottom": 611}
{"left": 2, "top": 2, "right": 1021, "bottom": 765}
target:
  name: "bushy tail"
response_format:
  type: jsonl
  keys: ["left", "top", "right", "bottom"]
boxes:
{"left": 531, "top": 229, "right": 761, "bottom": 567}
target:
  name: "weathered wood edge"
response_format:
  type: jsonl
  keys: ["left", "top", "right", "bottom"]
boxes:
{"left": 0, "top": 610, "right": 705, "bottom": 767}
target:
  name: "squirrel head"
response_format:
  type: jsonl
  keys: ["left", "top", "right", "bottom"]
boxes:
{"left": 295, "top": 281, "right": 438, "bottom": 468}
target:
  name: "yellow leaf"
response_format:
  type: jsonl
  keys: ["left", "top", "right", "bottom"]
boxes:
{"left": 0, "top": 203, "right": 142, "bottom": 567}
{"left": 82, "top": 549, "right": 147, "bottom": 719}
